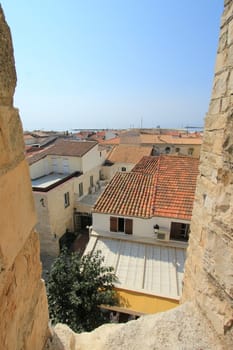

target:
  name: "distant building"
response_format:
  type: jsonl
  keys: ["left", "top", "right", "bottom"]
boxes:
{"left": 102, "top": 144, "right": 153, "bottom": 179}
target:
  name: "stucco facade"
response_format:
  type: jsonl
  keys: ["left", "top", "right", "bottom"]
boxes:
{"left": 29, "top": 141, "right": 107, "bottom": 269}
{"left": 93, "top": 212, "right": 190, "bottom": 242}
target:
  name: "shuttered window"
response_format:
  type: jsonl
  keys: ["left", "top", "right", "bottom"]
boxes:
{"left": 110, "top": 216, "right": 117, "bottom": 232}
{"left": 110, "top": 216, "right": 133, "bottom": 235}
{"left": 125, "top": 219, "right": 133, "bottom": 234}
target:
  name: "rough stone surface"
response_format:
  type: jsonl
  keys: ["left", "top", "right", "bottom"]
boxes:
{"left": 0, "top": 5, "right": 16, "bottom": 106}
{"left": 46, "top": 303, "right": 225, "bottom": 350}
{"left": 182, "top": 0, "right": 233, "bottom": 347}
{"left": 0, "top": 6, "right": 49, "bottom": 350}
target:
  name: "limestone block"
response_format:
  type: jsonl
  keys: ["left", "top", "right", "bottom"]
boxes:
{"left": 221, "top": 2, "right": 233, "bottom": 28}
{"left": 218, "top": 31, "right": 227, "bottom": 53}
{"left": 0, "top": 231, "right": 49, "bottom": 350}
{"left": 205, "top": 112, "right": 228, "bottom": 130}
{"left": 0, "top": 6, "right": 16, "bottom": 106}
{"left": 201, "top": 129, "right": 226, "bottom": 155}
{"left": 208, "top": 99, "right": 221, "bottom": 115}
{"left": 212, "top": 71, "right": 229, "bottom": 99}
{"left": 0, "top": 106, "right": 24, "bottom": 175}
{"left": 46, "top": 303, "right": 224, "bottom": 350}
{"left": 0, "top": 160, "right": 36, "bottom": 271}
{"left": 215, "top": 51, "right": 227, "bottom": 73}
{"left": 203, "top": 230, "right": 233, "bottom": 298}
{"left": 227, "top": 69, "right": 233, "bottom": 94}
{"left": 199, "top": 152, "right": 223, "bottom": 178}
{"left": 220, "top": 96, "right": 232, "bottom": 113}
{"left": 227, "top": 44, "right": 233, "bottom": 66}
{"left": 228, "top": 20, "right": 233, "bottom": 45}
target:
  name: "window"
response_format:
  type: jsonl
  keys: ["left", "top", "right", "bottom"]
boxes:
{"left": 121, "top": 167, "right": 126, "bottom": 172}
{"left": 170, "top": 222, "right": 190, "bottom": 241}
{"left": 63, "top": 158, "right": 70, "bottom": 174}
{"left": 64, "top": 192, "right": 70, "bottom": 208}
{"left": 79, "top": 183, "right": 83, "bottom": 197}
{"left": 188, "top": 148, "right": 194, "bottom": 156}
{"left": 110, "top": 216, "right": 133, "bottom": 234}
{"left": 90, "top": 175, "right": 94, "bottom": 187}
{"left": 165, "top": 146, "right": 171, "bottom": 154}
{"left": 118, "top": 218, "right": 124, "bottom": 232}
{"left": 175, "top": 147, "right": 180, "bottom": 153}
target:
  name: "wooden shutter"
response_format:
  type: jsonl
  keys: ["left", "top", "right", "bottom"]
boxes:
{"left": 110, "top": 216, "right": 117, "bottom": 232}
{"left": 125, "top": 219, "right": 133, "bottom": 235}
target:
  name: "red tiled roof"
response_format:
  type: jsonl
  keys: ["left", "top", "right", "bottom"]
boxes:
{"left": 140, "top": 134, "right": 202, "bottom": 145}
{"left": 150, "top": 156, "right": 199, "bottom": 219}
{"left": 99, "top": 137, "right": 120, "bottom": 145}
{"left": 93, "top": 172, "right": 155, "bottom": 218}
{"left": 107, "top": 144, "right": 152, "bottom": 164}
{"left": 132, "top": 156, "right": 159, "bottom": 174}
{"left": 94, "top": 155, "right": 199, "bottom": 220}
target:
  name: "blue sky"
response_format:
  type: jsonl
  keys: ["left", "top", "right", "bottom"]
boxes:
{"left": 1, "top": 1, "right": 223, "bottom": 131}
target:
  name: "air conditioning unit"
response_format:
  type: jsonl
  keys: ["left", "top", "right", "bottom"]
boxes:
{"left": 157, "top": 231, "right": 169, "bottom": 241}
{"left": 157, "top": 232, "right": 166, "bottom": 240}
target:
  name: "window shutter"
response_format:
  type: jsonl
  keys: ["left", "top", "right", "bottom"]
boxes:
{"left": 125, "top": 219, "right": 133, "bottom": 234}
{"left": 110, "top": 217, "right": 117, "bottom": 232}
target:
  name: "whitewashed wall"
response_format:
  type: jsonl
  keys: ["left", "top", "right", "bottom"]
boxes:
{"left": 82, "top": 144, "right": 106, "bottom": 173}
{"left": 93, "top": 212, "right": 190, "bottom": 239}
{"left": 30, "top": 158, "right": 49, "bottom": 179}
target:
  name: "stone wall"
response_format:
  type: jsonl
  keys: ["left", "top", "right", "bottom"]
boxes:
{"left": 182, "top": 0, "right": 233, "bottom": 346}
{"left": 0, "top": 5, "right": 49, "bottom": 350}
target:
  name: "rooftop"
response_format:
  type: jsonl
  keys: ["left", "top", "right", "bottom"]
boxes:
{"left": 85, "top": 232, "right": 186, "bottom": 299}
{"left": 32, "top": 172, "right": 80, "bottom": 192}
{"left": 140, "top": 134, "right": 202, "bottom": 145}
{"left": 93, "top": 171, "right": 155, "bottom": 218}
{"left": 94, "top": 155, "right": 199, "bottom": 220}
{"left": 27, "top": 139, "right": 97, "bottom": 165}
{"left": 107, "top": 144, "right": 153, "bottom": 164}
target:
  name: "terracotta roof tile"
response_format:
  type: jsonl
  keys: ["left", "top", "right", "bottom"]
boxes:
{"left": 93, "top": 172, "right": 155, "bottom": 218}
{"left": 140, "top": 134, "right": 202, "bottom": 145}
{"left": 99, "top": 137, "right": 120, "bottom": 145}
{"left": 107, "top": 144, "right": 152, "bottom": 164}
{"left": 94, "top": 155, "right": 199, "bottom": 220}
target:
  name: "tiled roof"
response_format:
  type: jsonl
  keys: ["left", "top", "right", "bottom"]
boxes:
{"left": 27, "top": 148, "right": 49, "bottom": 165}
{"left": 132, "top": 156, "right": 159, "bottom": 174}
{"left": 27, "top": 139, "right": 97, "bottom": 165}
{"left": 151, "top": 156, "right": 199, "bottom": 219}
{"left": 46, "top": 139, "right": 97, "bottom": 156}
{"left": 99, "top": 137, "right": 120, "bottom": 145}
{"left": 140, "top": 134, "right": 202, "bottom": 145}
{"left": 107, "top": 144, "right": 152, "bottom": 164}
{"left": 94, "top": 155, "right": 199, "bottom": 220}
{"left": 94, "top": 172, "right": 155, "bottom": 218}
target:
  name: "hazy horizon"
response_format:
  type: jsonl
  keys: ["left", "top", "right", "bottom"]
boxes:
{"left": 1, "top": 1, "right": 223, "bottom": 131}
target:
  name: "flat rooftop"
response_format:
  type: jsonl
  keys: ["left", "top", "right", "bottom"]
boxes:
{"left": 85, "top": 232, "right": 186, "bottom": 300}
{"left": 32, "top": 173, "right": 68, "bottom": 188}
{"left": 31, "top": 172, "right": 81, "bottom": 192}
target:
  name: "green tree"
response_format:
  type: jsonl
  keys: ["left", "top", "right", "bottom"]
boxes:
{"left": 46, "top": 248, "right": 118, "bottom": 332}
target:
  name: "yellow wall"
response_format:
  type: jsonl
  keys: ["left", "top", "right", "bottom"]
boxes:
{"left": 116, "top": 288, "right": 179, "bottom": 315}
